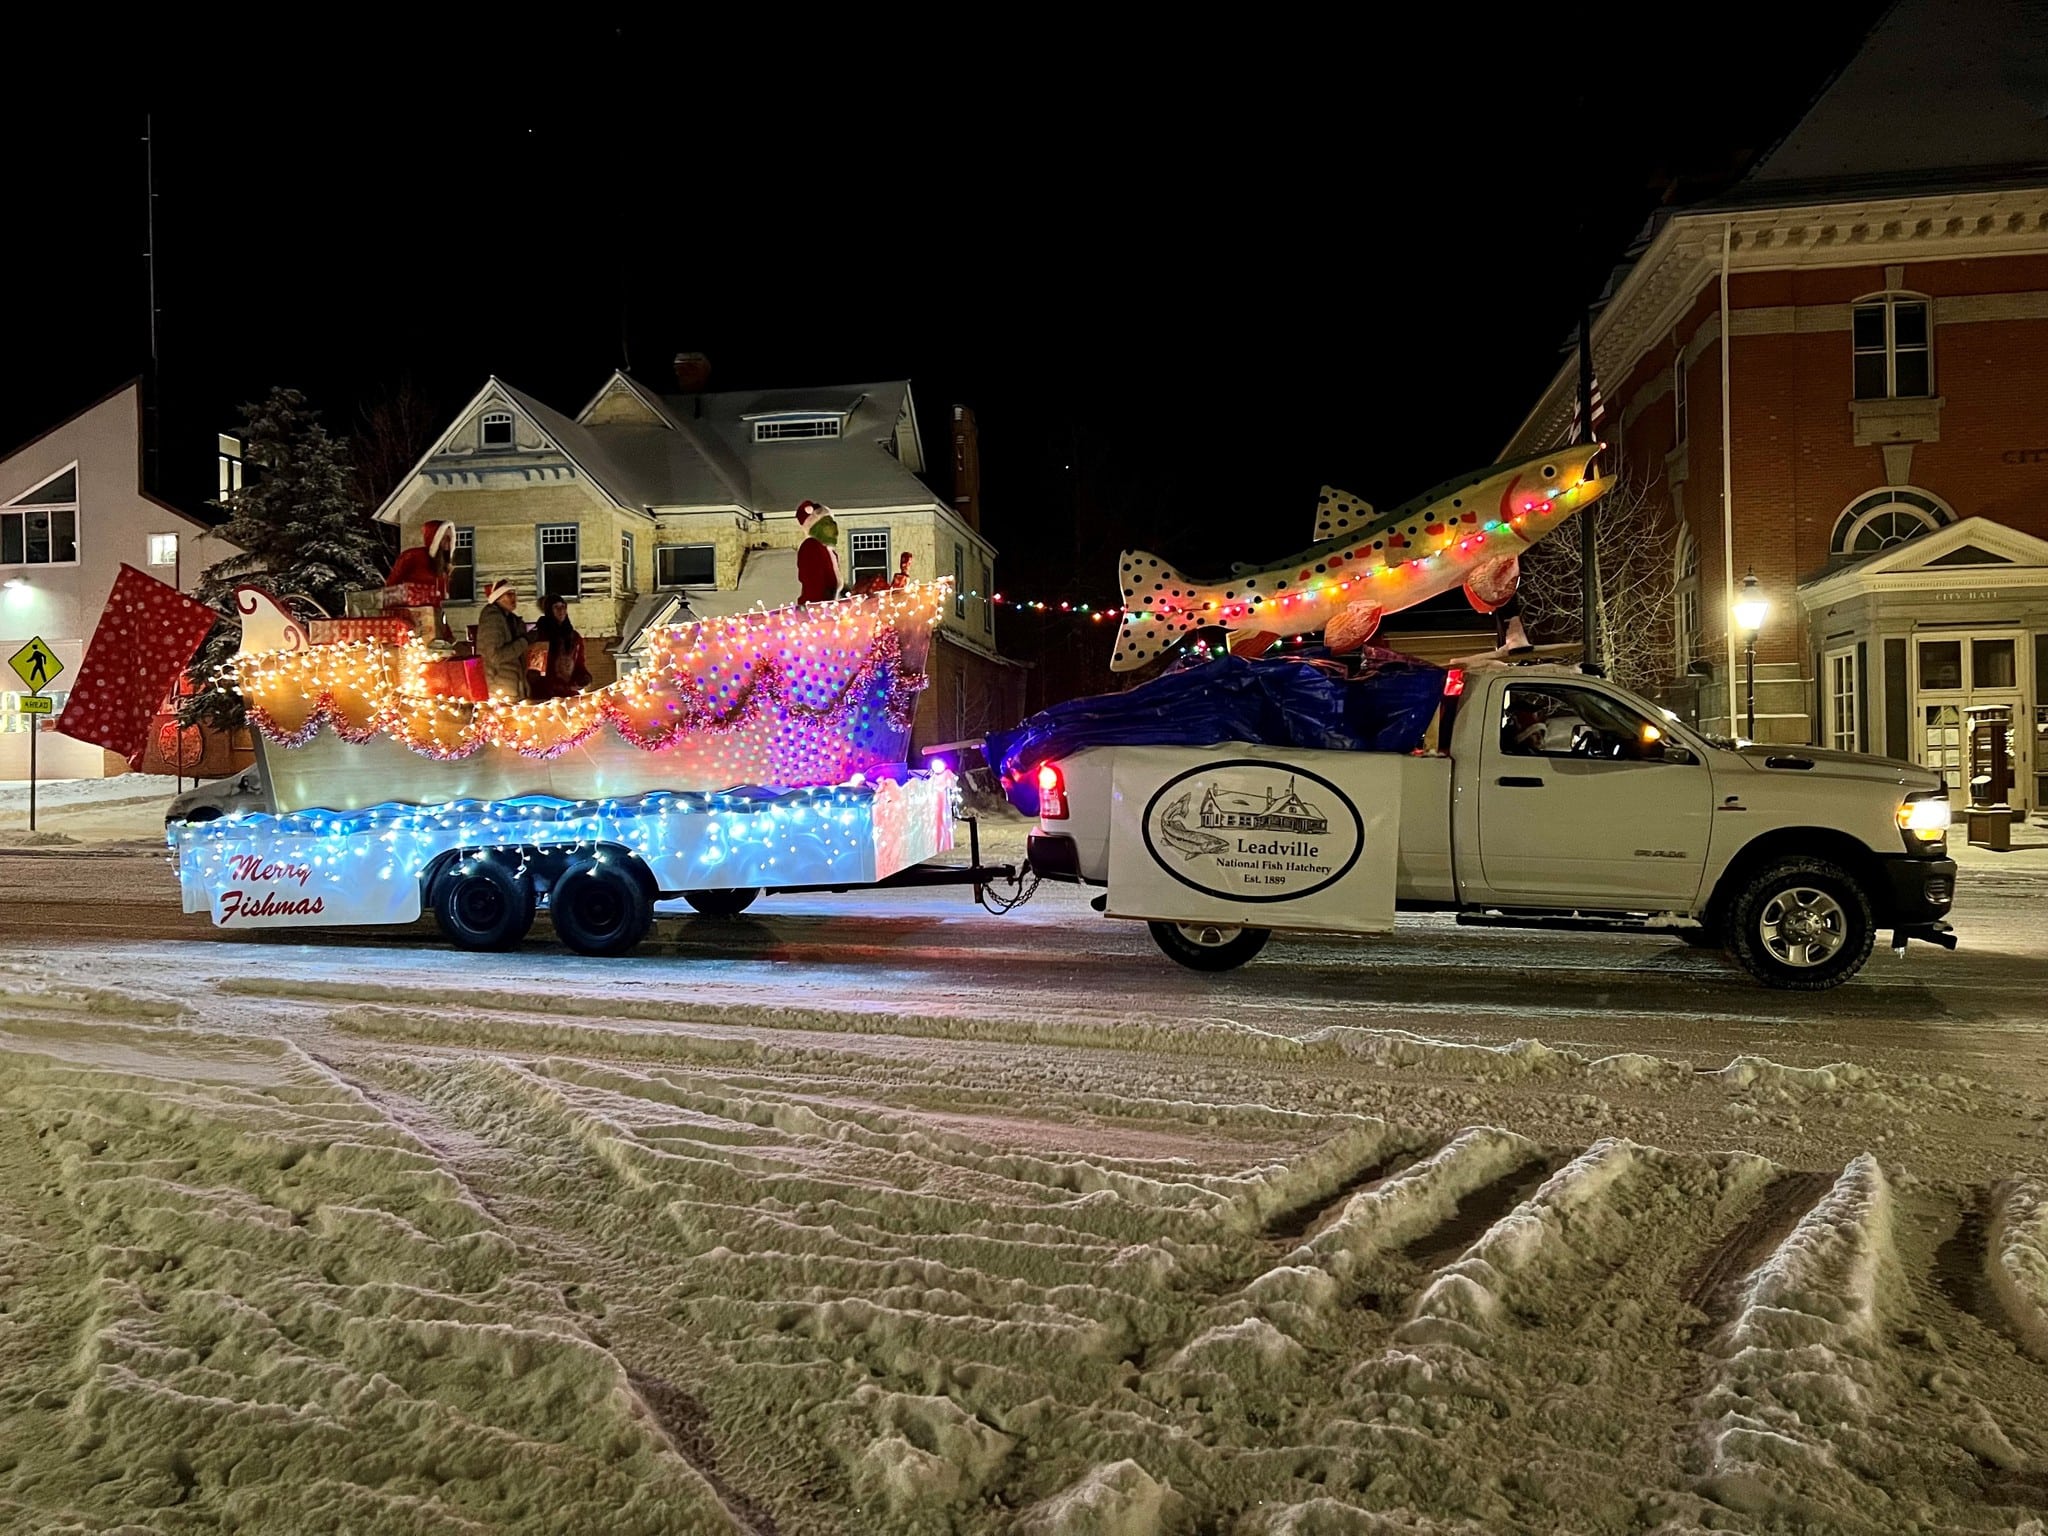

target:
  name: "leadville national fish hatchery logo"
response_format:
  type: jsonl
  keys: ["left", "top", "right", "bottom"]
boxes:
{"left": 1141, "top": 761, "right": 1364, "bottom": 902}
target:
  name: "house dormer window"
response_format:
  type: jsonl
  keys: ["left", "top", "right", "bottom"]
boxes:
{"left": 752, "top": 415, "right": 843, "bottom": 442}
{"left": 480, "top": 411, "right": 515, "bottom": 449}
{"left": 1852, "top": 293, "right": 1932, "bottom": 400}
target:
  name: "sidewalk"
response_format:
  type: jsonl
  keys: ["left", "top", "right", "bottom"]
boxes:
{"left": 0, "top": 774, "right": 180, "bottom": 850}
{"left": 1949, "top": 809, "right": 2048, "bottom": 872}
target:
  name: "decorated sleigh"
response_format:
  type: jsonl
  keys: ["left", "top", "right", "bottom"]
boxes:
{"left": 159, "top": 581, "right": 1022, "bottom": 954}
{"left": 235, "top": 583, "right": 945, "bottom": 812}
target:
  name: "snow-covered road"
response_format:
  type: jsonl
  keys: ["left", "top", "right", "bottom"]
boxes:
{"left": 3, "top": 838, "right": 2047, "bottom": 1532}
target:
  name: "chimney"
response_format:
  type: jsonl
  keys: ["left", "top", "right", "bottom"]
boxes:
{"left": 672, "top": 352, "right": 712, "bottom": 393}
{"left": 951, "top": 403, "right": 981, "bottom": 532}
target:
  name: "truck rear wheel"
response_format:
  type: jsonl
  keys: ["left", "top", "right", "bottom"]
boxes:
{"left": 683, "top": 887, "right": 760, "bottom": 918}
{"left": 550, "top": 858, "right": 653, "bottom": 956}
{"left": 434, "top": 857, "right": 536, "bottom": 951}
{"left": 1147, "top": 920, "right": 1271, "bottom": 972}
{"left": 1726, "top": 856, "right": 1874, "bottom": 990}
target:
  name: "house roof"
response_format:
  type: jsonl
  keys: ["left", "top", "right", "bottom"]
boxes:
{"left": 0, "top": 378, "right": 210, "bottom": 529}
{"left": 1723, "top": 0, "right": 2048, "bottom": 207}
{"left": 654, "top": 379, "right": 936, "bottom": 513}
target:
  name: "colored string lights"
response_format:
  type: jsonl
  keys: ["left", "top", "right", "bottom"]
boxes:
{"left": 171, "top": 774, "right": 957, "bottom": 929}
{"left": 231, "top": 583, "right": 944, "bottom": 790}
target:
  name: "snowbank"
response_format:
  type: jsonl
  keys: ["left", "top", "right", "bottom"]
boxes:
{"left": 1989, "top": 1176, "right": 2048, "bottom": 1362}
{"left": 1696, "top": 1153, "right": 1894, "bottom": 1520}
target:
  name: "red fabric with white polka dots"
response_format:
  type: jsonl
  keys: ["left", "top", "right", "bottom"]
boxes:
{"left": 55, "top": 564, "right": 222, "bottom": 768}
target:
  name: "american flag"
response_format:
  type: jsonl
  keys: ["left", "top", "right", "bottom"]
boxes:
{"left": 1567, "top": 373, "right": 1606, "bottom": 444}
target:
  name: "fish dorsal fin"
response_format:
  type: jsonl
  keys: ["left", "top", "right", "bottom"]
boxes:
{"left": 1314, "top": 485, "right": 1374, "bottom": 542}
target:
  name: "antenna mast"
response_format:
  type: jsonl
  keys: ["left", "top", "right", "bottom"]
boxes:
{"left": 143, "top": 114, "right": 161, "bottom": 494}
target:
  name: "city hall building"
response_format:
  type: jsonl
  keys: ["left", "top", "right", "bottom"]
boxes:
{"left": 1508, "top": 0, "right": 2048, "bottom": 812}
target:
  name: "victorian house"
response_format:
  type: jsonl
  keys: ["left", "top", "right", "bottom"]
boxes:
{"left": 1508, "top": 0, "right": 2048, "bottom": 813}
{"left": 375, "top": 363, "right": 1022, "bottom": 751}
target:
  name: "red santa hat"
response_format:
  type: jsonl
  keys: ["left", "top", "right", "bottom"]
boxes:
{"left": 483, "top": 579, "right": 517, "bottom": 606}
{"left": 422, "top": 519, "right": 456, "bottom": 557}
{"left": 796, "top": 499, "right": 829, "bottom": 530}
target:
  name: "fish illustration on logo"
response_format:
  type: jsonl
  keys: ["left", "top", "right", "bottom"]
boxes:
{"left": 1110, "top": 443, "right": 1610, "bottom": 671}
{"left": 1155, "top": 791, "right": 1229, "bottom": 861}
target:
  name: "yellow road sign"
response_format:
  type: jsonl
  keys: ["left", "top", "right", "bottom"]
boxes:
{"left": 8, "top": 636, "right": 61, "bottom": 693}
{"left": 14, "top": 694, "right": 52, "bottom": 715}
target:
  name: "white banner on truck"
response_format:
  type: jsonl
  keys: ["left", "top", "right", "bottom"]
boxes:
{"left": 1106, "top": 745, "right": 1402, "bottom": 934}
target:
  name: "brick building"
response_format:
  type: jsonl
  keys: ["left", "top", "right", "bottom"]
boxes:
{"left": 1507, "top": 0, "right": 2048, "bottom": 812}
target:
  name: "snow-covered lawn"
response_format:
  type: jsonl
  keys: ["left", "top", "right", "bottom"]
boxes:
{"left": 0, "top": 772, "right": 185, "bottom": 849}
{"left": 3, "top": 852, "right": 2048, "bottom": 1532}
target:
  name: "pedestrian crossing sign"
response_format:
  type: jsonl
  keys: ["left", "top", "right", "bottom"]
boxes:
{"left": 8, "top": 636, "right": 61, "bottom": 693}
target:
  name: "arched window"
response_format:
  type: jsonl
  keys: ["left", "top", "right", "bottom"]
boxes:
{"left": 1673, "top": 523, "right": 1701, "bottom": 669}
{"left": 480, "top": 411, "right": 515, "bottom": 449}
{"left": 1829, "top": 486, "right": 1954, "bottom": 556}
{"left": 1852, "top": 291, "right": 1932, "bottom": 400}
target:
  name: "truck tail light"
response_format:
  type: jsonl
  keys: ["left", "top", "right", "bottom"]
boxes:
{"left": 1037, "top": 762, "right": 1068, "bottom": 820}
{"left": 1443, "top": 668, "right": 1466, "bottom": 698}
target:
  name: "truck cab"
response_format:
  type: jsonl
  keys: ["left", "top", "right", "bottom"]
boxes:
{"left": 1023, "top": 661, "right": 1956, "bottom": 989}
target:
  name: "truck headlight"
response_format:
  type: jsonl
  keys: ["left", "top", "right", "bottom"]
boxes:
{"left": 1896, "top": 797, "right": 1950, "bottom": 841}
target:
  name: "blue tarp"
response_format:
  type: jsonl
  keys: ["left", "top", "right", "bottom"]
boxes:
{"left": 988, "top": 651, "right": 1446, "bottom": 816}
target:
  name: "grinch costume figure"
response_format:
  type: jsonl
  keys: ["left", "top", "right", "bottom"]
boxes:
{"left": 795, "top": 500, "right": 842, "bottom": 604}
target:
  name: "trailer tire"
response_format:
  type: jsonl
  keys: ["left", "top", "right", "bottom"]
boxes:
{"left": 433, "top": 857, "right": 536, "bottom": 951}
{"left": 1147, "top": 920, "right": 1271, "bottom": 972}
{"left": 550, "top": 858, "right": 653, "bottom": 956}
{"left": 683, "top": 887, "right": 760, "bottom": 918}
{"left": 1726, "top": 855, "right": 1875, "bottom": 990}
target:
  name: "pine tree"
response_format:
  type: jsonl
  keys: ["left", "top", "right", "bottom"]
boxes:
{"left": 181, "top": 388, "right": 392, "bottom": 730}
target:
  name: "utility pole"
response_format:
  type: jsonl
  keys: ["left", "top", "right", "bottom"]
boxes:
{"left": 142, "top": 114, "right": 161, "bottom": 496}
{"left": 1577, "top": 302, "right": 1600, "bottom": 672}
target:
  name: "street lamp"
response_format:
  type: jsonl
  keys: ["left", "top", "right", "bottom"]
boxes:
{"left": 1734, "top": 569, "right": 1768, "bottom": 741}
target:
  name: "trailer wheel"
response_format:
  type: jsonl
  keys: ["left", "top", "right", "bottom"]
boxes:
{"left": 1726, "top": 856, "right": 1875, "bottom": 990}
{"left": 682, "top": 887, "right": 760, "bottom": 918}
{"left": 1147, "top": 920, "right": 1271, "bottom": 972}
{"left": 434, "top": 856, "right": 536, "bottom": 951}
{"left": 550, "top": 858, "right": 653, "bottom": 956}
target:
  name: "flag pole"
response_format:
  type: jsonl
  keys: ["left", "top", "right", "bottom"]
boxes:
{"left": 1577, "top": 303, "right": 1600, "bottom": 672}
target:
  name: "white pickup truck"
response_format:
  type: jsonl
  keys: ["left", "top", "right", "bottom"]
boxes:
{"left": 1022, "top": 661, "right": 1956, "bottom": 989}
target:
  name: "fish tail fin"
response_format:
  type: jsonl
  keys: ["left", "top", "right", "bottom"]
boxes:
{"left": 1112, "top": 550, "right": 1204, "bottom": 672}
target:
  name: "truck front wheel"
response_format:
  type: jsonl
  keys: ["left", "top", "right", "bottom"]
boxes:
{"left": 434, "top": 857, "right": 536, "bottom": 951}
{"left": 550, "top": 858, "right": 653, "bottom": 956}
{"left": 1726, "top": 856, "right": 1875, "bottom": 990}
{"left": 1147, "top": 920, "right": 1271, "bottom": 972}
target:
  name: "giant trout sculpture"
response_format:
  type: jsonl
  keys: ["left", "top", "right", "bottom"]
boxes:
{"left": 1110, "top": 444, "right": 1610, "bottom": 670}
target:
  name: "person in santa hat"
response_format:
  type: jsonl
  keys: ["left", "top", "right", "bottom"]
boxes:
{"left": 475, "top": 580, "right": 531, "bottom": 700}
{"left": 795, "top": 500, "right": 842, "bottom": 604}
{"left": 386, "top": 519, "right": 457, "bottom": 639}
{"left": 389, "top": 519, "right": 456, "bottom": 594}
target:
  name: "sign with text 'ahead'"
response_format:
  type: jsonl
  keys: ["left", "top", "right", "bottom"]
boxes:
{"left": 1106, "top": 744, "right": 1402, "bottom": 934}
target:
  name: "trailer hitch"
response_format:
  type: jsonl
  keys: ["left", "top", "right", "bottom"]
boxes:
{"left": 1892, "top": 921, "right": 1958, "bottom": 955}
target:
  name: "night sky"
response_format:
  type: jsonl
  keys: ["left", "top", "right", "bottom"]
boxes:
{"left": 8, "top": 9, "right": 1881, "bottom": 625}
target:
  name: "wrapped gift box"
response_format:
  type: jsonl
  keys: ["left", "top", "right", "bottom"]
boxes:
{"left": 310, "top": 617, "right": 417, "bottom": 646}
{"left": 421, "top": 656, "right": 487, "bottom": 701}
{"left": 381, "top": 581, "right": 444, "bottom": 610}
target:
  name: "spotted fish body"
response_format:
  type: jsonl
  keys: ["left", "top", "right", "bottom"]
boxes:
{"left": 1111, "top": 444, "right": 1610, "bottom": 671}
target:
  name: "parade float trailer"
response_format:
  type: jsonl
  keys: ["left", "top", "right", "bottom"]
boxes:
{"left": 169, "top": 582, "right": 1016, "bottom": 955}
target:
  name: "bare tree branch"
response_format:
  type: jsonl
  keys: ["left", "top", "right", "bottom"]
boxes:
{"left": 1519, "top": 470, "right": 1678, "bottom": 695}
